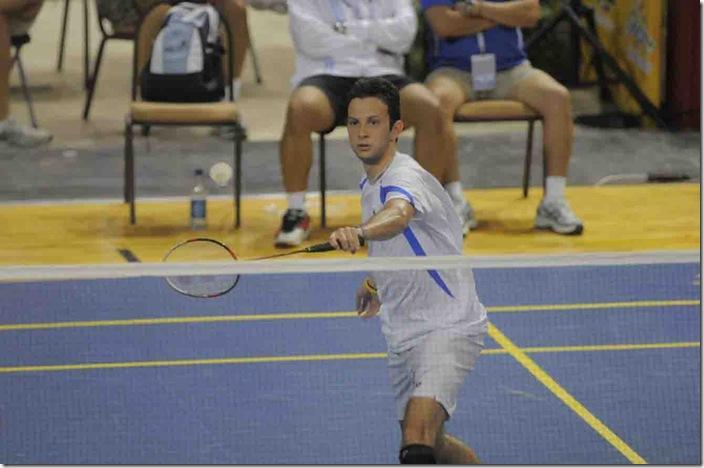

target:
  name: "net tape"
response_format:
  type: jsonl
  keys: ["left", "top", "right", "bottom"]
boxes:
{"left": 0, "top": 250, "right": 697, "bottom": 283}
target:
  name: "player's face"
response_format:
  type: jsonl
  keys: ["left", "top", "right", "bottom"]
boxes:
{"left": 347, "top": 97, "right": 403, "bottom": 165}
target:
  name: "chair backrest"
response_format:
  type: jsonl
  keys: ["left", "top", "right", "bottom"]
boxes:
{"left": 131, "top": 2, "right": 235, "bottom": 102}
{"left": 95, "top": 0, "right": 141, "bottom": 37}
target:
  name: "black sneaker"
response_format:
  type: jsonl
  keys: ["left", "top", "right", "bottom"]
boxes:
{"left": 275, "top": 209, "right": 311, "bottom": 247}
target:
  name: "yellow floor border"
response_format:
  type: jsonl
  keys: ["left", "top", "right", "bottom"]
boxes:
{"left": 0, "top": 184, "right": 699, "bottom": 265}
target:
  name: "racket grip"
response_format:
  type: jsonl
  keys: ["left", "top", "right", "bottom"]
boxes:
{"left": 306, "top": 236, "right": 366, "bottom": 253}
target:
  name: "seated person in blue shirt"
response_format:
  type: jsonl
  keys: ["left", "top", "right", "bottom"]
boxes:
{"left": 422, "top": 0, "right": 584, "bottom": 235}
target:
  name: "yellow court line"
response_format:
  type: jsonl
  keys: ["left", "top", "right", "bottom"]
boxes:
{"left": 489, "top": 299, "right": 700, "bottom": 313}
{"left": 0, "top": 341, "right": 697, "bottom": 374}
{"left": 0, "top": 299, "right": 698, "bottom": 332}
{"left": 0, "top": 353, "right": 388, "bottom": 374}
{"left": 488, "top": 323, "right": 647, "bottom": 464}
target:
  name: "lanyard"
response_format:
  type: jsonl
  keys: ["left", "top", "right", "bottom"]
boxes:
{"left": 328, "top": 0, "right": 345, "bottom": 22}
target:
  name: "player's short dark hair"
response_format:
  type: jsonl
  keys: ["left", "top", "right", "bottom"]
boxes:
{"left": 347, "top": 77, "right": 401, "bottom": 128}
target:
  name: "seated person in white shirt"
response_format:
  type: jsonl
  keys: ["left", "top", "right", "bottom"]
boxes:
{"left": 275, "top": 0, "right": 473, "bottom": 247}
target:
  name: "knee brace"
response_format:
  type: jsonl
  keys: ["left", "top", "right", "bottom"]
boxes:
{"left": 399, "top": 444, "right": 436, "bottom": 464}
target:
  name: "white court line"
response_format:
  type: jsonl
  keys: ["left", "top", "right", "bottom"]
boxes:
{"left": 0, "top": 250, "right": 698, "bottom": 283}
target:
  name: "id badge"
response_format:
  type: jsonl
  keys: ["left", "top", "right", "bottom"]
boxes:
{"left": 471, "top": 53, "right": 497, "bottom": 91}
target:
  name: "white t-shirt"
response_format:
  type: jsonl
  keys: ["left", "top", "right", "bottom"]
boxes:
{"left": 361, "top": 152, "right": 488, "bottom": 352}
{"left": 287, "top": 0, "right": 417, "bottom": 88}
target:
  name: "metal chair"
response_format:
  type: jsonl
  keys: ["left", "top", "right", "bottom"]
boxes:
{"left": 124, "top": 3, "right": 247, "bottom": 226}
{"left": 83, "top": 0, "right": 141, "bottom": 120}
{"left": 56, "top": 0, "right": 91, "bottom": 89}
{"left": 453, "top": 100, "right": 543, "bottom": 198}
{"left": 10, "top": 34, "right": 38, "bottom": 128}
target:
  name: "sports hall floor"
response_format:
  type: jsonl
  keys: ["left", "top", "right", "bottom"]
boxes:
{"left": 0, "top": 1, "right": 701, "bottom": 464}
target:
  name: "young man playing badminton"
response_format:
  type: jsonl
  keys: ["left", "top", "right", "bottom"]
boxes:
{"left": 328, "top": 77, "right": 487, "bottom": 464}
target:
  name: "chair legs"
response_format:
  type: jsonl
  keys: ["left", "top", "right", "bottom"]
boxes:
{"left": 248, "top": 35, "right": 263, "bottom": 84}
{"left": 124, "top": 120, "right": 136, "bottom": 224}
{"left": 318, "top": 133, "right": 327, "bottom": 228}
{"left": 57, "top": 0, "right": 90, "bottom": 88}
{"left": 83, "top": 37, "right": 108, "bottom": 120}
{"left": 234, "top": 125, "right": 243, "bottom": 228}
{"left": 522, "top": 120, "right": 535, "bottom": 198}
{"left": 57, "top": 0, "right": 70, "bottom": 72}
{"left": 125, "top": 122, "right": 244, "bottom": 227}
{"left": 13, "top": 52, "right": 38, "bottom": 128}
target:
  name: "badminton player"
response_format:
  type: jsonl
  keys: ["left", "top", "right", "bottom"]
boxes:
{"left": 328, "top": 77, "right": 488, "bottom": 464}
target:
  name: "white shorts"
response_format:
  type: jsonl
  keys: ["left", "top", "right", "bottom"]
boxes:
{"left": 388, "top": 327, "right": 486, "bottom": 421}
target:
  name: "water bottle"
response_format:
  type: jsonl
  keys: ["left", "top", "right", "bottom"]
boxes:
{"left": 190, "top": 168, "right": 207, "bottom": 230}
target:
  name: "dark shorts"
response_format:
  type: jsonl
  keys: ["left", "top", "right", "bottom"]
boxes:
{"left": 297, "top": 74, "right": 416, "bottom": 132}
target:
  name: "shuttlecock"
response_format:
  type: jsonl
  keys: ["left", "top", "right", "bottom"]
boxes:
{"left": 209, "top": 162, "right": 233, "bottom": 187}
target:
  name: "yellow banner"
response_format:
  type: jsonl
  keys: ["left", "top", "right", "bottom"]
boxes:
{"left": 581, "top": 0, "right": 666, "bottom": 118}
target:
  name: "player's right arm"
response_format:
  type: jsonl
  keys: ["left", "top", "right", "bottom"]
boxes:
{"left": 328, "top": 198, "right": 414, "bottom": 252}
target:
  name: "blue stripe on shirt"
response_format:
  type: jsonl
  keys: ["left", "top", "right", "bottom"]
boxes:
{"left": 380, "top": 184, "right": 454, "bottom": 298}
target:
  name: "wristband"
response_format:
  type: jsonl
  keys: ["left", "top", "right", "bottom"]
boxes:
{"left": 363, "top": 278, "right": 378, "bottom": 295}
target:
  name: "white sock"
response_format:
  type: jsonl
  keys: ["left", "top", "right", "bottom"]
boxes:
{"left": 231, "top": 79, "right": 242, "bottom": 101}
{"left": 544, "top": 176, "right": 566, "bottom": 202}
{"left": 287, "top": 192, "right": 306, "bottom": 211}
{"left": 444, "top": 181, "right": 465, "bottom": 206}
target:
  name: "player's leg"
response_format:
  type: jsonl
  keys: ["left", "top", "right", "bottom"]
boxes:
{"left": 435, "top": 427, "right": 481, "bottom": 464}
{"left": 399, "top": 396, "right": 446, "bottom": 463}
{"left": 398, "top": 329, "right": 486, "bottom": 464}
{"left": 504, "top": 63, "right": 583, "bottom": 234}
{"left": 276, "top": 77, "right": 338, "bottom": 246}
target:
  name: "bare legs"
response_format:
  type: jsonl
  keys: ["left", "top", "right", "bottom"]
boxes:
{"left": 401, "top": 397, "right": 479, "bottom": 464}
{"left": 0, "top": 0, "right": 43, "bottom": 120}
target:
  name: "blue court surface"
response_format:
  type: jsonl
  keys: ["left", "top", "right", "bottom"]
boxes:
{"left": 0, "top": 260, "right": 700, "bottom": 464}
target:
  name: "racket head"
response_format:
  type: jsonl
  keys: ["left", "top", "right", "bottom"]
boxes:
{"left": 162, "top": 237, "right": 240, "bottom": 298}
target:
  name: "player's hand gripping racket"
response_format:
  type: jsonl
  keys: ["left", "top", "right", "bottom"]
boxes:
{"left": 163, "top": 237, "right": 363, "bottom": 298}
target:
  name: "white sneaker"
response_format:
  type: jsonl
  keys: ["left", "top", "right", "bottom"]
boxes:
{"left": 275, "top": 209, "right": 311, "bottom": 248}
{"left": 454, "top": 201, "right": 478, "bottom": 237}
{"left": 0, "top": 119, "right": 52, "bottom": 148}
{"left": 535, "top": 199, "right": 584, "bottom": 235}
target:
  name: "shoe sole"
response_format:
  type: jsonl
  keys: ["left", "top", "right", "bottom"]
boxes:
{"left": 461, "top": 218, "right": 478, "bottom": 238}
{"left": 535, "top": 220, "right": 584, "bottom": 235}
{"left": 274, "top": 229, "right": 310, "bottom": 248}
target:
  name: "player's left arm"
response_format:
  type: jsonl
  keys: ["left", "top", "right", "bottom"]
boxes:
{"left": 328, "top": 198, "right": 414, "bottom": 253}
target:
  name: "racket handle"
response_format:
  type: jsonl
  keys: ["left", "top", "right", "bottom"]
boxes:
{"left": 305, "top": 236, "right": 365, "bottom": 253}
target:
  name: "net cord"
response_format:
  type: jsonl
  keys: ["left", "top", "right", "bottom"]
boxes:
{"left": 0, "top": 250, "right": 697, "bottom": 283}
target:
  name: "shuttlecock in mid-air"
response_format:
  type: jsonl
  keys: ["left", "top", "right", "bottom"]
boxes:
{"left": 209, "top": 162, "right": 233, "bottom": 187}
